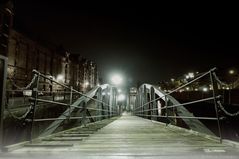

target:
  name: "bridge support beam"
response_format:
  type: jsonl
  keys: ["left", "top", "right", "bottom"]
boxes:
{"left": 97, "top": 88, "right": 103, "bottom": 121}
{"left": 0, "top": 55, "right": 7, "bottom": 150}
{"left": 150, "top": 87, "right": 157, "bottom": 121}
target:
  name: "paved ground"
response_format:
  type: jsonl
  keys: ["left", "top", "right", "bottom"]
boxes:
{"left": 1, "top": 114, "right": 239, "bottom": 159}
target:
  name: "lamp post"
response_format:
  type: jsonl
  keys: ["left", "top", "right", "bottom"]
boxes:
{"left": 111, "top": 74, "right": 123, "bottom": 86}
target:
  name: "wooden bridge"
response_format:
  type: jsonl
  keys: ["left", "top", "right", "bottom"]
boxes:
{"left": 1, "top": 113, "right": 239, "bottom": 159}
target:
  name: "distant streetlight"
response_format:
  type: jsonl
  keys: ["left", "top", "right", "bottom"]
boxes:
{"left": 111, "top": 74, "right": 123, "bottom": 85}
{"left": 118, "top": 94, "right": 125, "bottom": 101}
{"left": 229, "top": 69, "right": 235, "bottom": 75}
{"left": 188, "top": 72, "right": 194, "bottom": 78}
{"left": 84, "top": 81, "right": 89, "bottom": 87}
{"left": 56, "top": 74, "right": 64, "bottom": 82}
{"left": 202, "top": 87, "right": 208, "bottom": 92}
{"left": 117, "top": 89, "right": 122, "bottom": 93}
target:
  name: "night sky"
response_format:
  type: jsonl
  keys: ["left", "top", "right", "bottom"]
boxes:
{"left": 13, "top": 1, "right": 239, "bottom": 86}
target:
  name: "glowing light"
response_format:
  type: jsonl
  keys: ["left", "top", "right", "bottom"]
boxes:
{"left": 111, "top": 74, "right": 123, "bottom": 85}
{"left": 188, "top": 72, "right": 194, "bottom": 78}
{"left": 203, "top": 87, "right": 208, "bottom": 92}
{"left": 56, "top": 74, "right": 64, "bottom": 82}
{"left": 229, "top": 69, "right": 235, "bottom": 74}
{"left": 118, "top": 94, "right": 125, "bottom": 101}
{"left": 195, "top": 88, "right": 198, "bottom": 91}
{"left": 102, "top": 92, "right": 106, "bottom": 96}
{"left": 84, "top": 81, "right": 89, "bottom": 88}
{"left": 157, "top": 100, "right": 162, "bottom": 115}
{"left": 186, "top": 87, "right": 190, "bottom": 91}
{"left": 118, "top": 89, "right": 122, "bottom": 93}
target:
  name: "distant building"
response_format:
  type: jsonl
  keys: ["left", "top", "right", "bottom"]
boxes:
{"left": 0, "top": 0, "right": 14, "bottom": 56}
{"left": 0, "top": 1, "right": 99, "bottom": 93}
{"left": 128, "top": 87, "right": 137, "bottom": 111}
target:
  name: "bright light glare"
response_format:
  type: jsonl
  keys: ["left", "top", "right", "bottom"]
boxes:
{"left": 118, "top": 94, "right": 125, "bottom": 101}
{"left": 84, "top": 81, "right": 89, "bottom": 86}
{"left": 111, "top": 74, "right": 123, "bottom": 85}
{"left": 188, "top": 72, "right": 194, "bottom": 78}
{"left": 203, "top": 87, "right": 208, "bottom": 92}
{"left": 229, "top": 70, "right": 235, "bottom": 74}
{"left": 56, "top": 74, "right": 64, "bottom": 82}
{"left": 117, "top": 89, "right": 122, "bottom": 93}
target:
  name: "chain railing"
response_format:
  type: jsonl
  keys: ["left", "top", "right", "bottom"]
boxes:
{"left": 133, "top": 68, "right": 226, "bottom": 143}
{"left": 3, "top": 69, "right": 120, "bottom": 144}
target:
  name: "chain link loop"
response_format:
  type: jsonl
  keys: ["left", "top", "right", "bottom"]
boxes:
{"left": 8, "top": 74, "right": 38, "bottom": 90}
{"left": 217, "top": 101, "right": 239, "bottom": 117}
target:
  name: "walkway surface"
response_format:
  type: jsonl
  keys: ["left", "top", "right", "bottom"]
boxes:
{"left": 1, "top": 114, "right": 239, "bottom": 159}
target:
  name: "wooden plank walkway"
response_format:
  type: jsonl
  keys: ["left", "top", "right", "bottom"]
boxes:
{"left": 1, "top": 114, "right": 239, "bottom": 159}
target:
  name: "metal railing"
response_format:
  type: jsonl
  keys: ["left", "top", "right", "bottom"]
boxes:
{"left": 133, "top": 68, "right": 224, "bottom": 142}
{"left": 0, "top": 55, "right": 8, "bottom": 150}
{"left": 4, "top": 69, "right": 119, "bottom": 144}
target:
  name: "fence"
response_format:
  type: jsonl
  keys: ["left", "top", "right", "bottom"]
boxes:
{"left": 2, "top": 69, "right": 119, "bottom": 147}
{"left": 133, "top": 68, "right": 225, "bottom": 142}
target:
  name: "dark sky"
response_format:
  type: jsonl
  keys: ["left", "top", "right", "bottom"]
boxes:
{"left": 13, "top": 1, "right": 239, "bottom": 86}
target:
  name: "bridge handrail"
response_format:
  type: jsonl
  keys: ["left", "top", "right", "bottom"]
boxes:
{"left": 32, "top": 69, "right": 113, "bottom": 108}
{"left": 134, "top": 67, "right": 216, "bottom": 111}
{"left": 133, "top": 67, "right": 224, "bottom": 142}
{"left": 4, "top": 69, "right": 119, "bottom": 145}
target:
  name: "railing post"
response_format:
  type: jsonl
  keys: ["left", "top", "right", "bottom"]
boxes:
{"left": 68, "top": 86, "right": 73, "bottom": 122}
{"left": 112, "top": 88, "right": 116, "bottom": 117}
{"left": 165, "top": 95, "right": 169, "bottom": 126}
{"left": 143, "top": 85, "right": 147, "bottom": 119}
{"left": 150, "top": 87, "right": 156, "bottom": 121}
{"left": 28, "top": 72, "right": 40, "bottom": 143}
{"left": 82, "top": 101, "right": 87, "bottom": 126}
{"left": 210, "top": 70, "right": 222, "bottom": 143}
{"left": 97, "top": 88, "right": 102, "bottom": 121}
{"left": 102, "top": 95, "right": 105, "bottom": 119}
{"left": 109, "top": 87, "right": 112, "bottom": 118}
{"left": 0, "top": 55, "right": 7, "bottom": 150}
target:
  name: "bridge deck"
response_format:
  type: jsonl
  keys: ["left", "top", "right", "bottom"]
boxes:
{"left": 1, "top": 114, "right": 239, "bottom": 159}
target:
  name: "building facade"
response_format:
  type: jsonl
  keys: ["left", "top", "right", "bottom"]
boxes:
{"left": 0, "top": 1, "right": 99, "bottom": 94}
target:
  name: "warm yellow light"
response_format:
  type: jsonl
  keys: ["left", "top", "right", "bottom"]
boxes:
{"left": 56, "top": 74, "right": 64, "bottom": 82}
{"left": 229, "top": 70, "right": 235, "bottom": 74}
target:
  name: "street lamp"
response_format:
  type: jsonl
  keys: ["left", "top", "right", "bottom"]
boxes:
{"left": 202, "top": 87, "right": 208, "bottom": 92}
{"left": 111, "top": 74, "right": 123, "bottom": 85}
{"left": 56, "top": 74, "right": 64, "bottom": 82}
{"left": 118, "top": 94, "right": 125, "bottom": 101}
{"left": 117, "top": 89, "right": 122, "bottom": 93}
{"left": 229, "top": 69, "right": 235, "bottom": 75}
